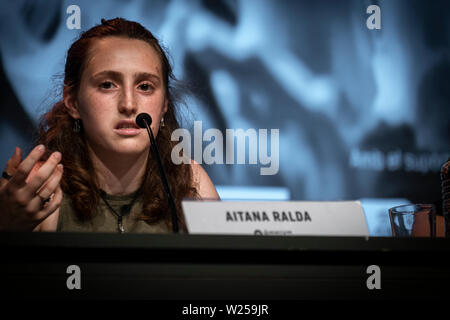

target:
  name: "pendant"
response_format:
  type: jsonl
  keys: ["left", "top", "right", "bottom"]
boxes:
{"left": 118, "top": 216, "right": 125, "bottom": 234}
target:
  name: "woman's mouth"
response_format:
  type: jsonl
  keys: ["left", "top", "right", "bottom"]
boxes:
{"left": 114, "top": 120, "right": 142, "bottom": 136}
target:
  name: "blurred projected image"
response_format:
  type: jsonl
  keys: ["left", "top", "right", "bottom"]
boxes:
{"left": 1, "top": 0, "right": 449, "bottom": 207}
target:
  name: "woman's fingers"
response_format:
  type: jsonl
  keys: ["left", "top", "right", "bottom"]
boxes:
{"left": 24, "top": 151, "right": 62, "bottom": 198}
{"left": 8, "top": 145, "right": 46, "bottom": 189}
{"left": 0, "top": 146, "right": 64, "bottom": 231}
{"left": 37, "top": 185, "right": 63, "bottom": 221}
{"left": 26, "top": 163, "right": 63, "bottom": 214}
{"left": 0, "top": 147, "right": 22, "bottom": 188}
{"left": 6, "top": 147, "right": 22, "bottom": 173}
{"left": 36, "top": 164, "right": 63, "bottom": 200}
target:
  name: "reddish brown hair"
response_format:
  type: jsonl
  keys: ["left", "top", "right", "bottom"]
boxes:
{"left": 37, "top": 18, "right": 197, "bottom": 230}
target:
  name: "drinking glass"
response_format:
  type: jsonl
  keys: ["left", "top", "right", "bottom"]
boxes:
{"left": 389, "top": 204, "right": 435, "bottom": 237}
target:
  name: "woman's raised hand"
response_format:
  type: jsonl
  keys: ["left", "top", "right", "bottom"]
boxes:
{"left": 0, "top": 145, "right": 63, "bottom": 231}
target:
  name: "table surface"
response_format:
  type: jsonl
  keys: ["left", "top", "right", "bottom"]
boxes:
{"left": 2, "top": 232, "right": 449, "bottom": 300}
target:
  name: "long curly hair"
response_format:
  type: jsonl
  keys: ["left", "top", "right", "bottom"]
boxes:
{"left": 37, "top": 18, "right": 197, "bottom": 231}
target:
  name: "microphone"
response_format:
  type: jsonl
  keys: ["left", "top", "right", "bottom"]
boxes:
{"left": 136, "top": 113, "right": 152, "bottom": 129}
{"left": 441, "top": 157, "right": 450, "bottom": 238}
{"left": 136, "top": 113, "right": 179, "bottom": 233}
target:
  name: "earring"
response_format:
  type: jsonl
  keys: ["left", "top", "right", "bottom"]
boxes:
{"left": 160, "top": 117, "right": 165, "bottom": 128}
{"left": 73, "top": 119, "right": 81, "bottom": 133}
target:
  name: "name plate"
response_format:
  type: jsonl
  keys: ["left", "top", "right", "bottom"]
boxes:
{"left": 182, "top": 201, "right": 369, "bottom": 236}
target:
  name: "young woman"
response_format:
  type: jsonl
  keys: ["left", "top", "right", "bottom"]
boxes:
{"left": 0, "top": 18, "right": 219, "bottom": 233}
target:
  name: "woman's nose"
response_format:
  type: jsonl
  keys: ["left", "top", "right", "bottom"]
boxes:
{"left": 118, "top": 87, "right": 137, "bottom": 115}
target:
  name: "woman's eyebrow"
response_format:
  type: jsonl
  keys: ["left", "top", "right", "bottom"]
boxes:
{"left": 134, "top": 72, "right": 161, "bottom": 85}
{"left": 91, "top": 70, "right": 122, "bottom": 80}
{"left": 91, "top": 71, "right": 161, "bottom": 84}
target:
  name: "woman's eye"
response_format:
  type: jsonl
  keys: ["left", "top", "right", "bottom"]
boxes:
{"left": 100, "top": 81, "right": 114, "bottom": 89}
{"left": 138, "top": 83, "right": 153, "bottom": 92}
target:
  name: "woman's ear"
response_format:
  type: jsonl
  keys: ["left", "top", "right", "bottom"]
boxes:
{"left": 163, "top": 98, "right": 169, "bottom": 114}
{"left": 63, "top": 86, "right": 80, "bottom": 119}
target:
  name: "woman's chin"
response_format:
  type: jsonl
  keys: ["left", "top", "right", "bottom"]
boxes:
{"left": 115, "top": 146, "right": 149, "bottom": 156}
{"left": 113, "top": 139, "right": 149, "bottom": 154}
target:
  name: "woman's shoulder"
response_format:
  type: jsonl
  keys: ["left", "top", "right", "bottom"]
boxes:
{"left": 189, "top": 159, "right": 220, "bottom": 200}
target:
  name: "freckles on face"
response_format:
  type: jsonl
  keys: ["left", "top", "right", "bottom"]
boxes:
{"left": 74, "top": 37, "right": 168, "bottom": 154}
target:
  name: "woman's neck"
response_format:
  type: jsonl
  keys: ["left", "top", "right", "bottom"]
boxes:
{"left": 88, "top": 146, "right": 148, "bottom": 195}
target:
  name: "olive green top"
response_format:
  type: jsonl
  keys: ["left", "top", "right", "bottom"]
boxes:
{"left": 57, "top": 191, "right": 172, "bottom": 233}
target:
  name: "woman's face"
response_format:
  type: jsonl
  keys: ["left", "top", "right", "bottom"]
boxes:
{"left": 66, "top": 36, "right": 168, "bottom": 158}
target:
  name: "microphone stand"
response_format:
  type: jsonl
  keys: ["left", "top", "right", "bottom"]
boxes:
{"left": 142, "top": 119, "right": 179, "bottom": 233}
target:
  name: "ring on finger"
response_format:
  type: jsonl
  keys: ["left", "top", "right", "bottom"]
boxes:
{"left": 37, "top": 193, "right": 52, "bottom": 204}
{"left": 2, "top": 171, "right": 12, "bottom": 180}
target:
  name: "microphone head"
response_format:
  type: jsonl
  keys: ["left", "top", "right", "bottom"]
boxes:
{"left": 136, "top": 113, "right": 152, "bottom": 128}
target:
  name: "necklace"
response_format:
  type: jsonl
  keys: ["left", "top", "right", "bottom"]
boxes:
{"left": 99, "top": 187, "right": 142, "bottom": 234}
